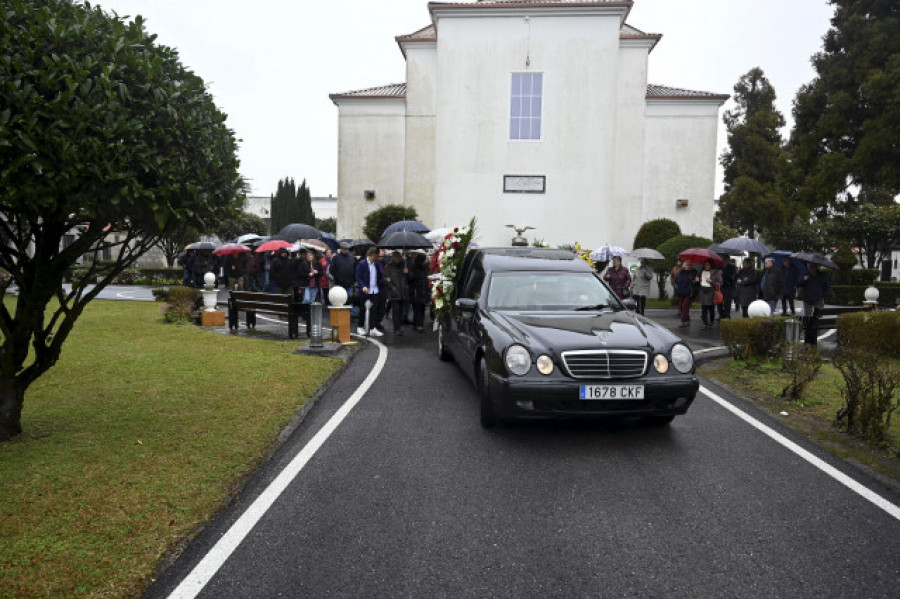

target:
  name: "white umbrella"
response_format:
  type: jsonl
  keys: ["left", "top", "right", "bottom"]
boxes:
{"left": 630, "top": 247, "right": 665, "bottom": 260}
{"left": 589, "top": 245, "right": 629, "bottom": 261}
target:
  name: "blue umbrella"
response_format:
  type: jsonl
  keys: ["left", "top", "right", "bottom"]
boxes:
{"left": 764, "top": 250, "right": 809, "bottom": 278}
{"left": 320, "top": 232, "right": 341, "bottom": 251}
{"left": 383, "top": 220, "right": 429, "bottom": 236}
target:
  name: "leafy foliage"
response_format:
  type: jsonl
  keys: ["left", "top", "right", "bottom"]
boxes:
{"left": 834, "top": 349, "right": 900, "bottom": 444}
{"left": 789, "top": 0, "right": 900, "bottom": 211}
{"left": 632, "top": 218, "right": 681, "bottom": 251}
{"left": 316, "top": 217, "right": 337, "bottom": 234}
{"left": 362, "top": 204, "right": 418, "bottom": 243}
{"left": 717, "top": 68, "right": 795, "bottom": 237}
{"left": 212, "top": 210, "right": 268, "bottom": 244}
{"left": 826, "top": 204, "right": 900, "bottom": 268}
{"left": 721, "top": 317, "right": 786, "bottom": 360}
{"left": 269, "top": 178, "right": 315, "bottom": 235}
{"left": 0, "top": 0, "right": 242, "bottom": 440}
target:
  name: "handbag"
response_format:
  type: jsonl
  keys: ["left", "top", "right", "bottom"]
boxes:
{"left": 713, "top": 283, "right": 724, "bottom": 305}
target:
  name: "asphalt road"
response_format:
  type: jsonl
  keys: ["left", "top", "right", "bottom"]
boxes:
{"left": 144, "top": 310, "right": 900, "bottom": 598}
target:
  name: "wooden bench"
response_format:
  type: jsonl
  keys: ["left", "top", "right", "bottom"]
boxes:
{"left": 228, "top": 291, "right": 308, "bottom": 339}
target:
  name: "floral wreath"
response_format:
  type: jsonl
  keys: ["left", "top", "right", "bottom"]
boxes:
{"left": 429, "top": 217, "right": 477, "bottom": 322}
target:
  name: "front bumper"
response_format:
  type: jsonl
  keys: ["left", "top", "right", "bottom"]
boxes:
{"left": 486, "top": 371, "right": 699, "bottom": 419}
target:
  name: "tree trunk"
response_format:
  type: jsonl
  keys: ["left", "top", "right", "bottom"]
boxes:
{"left": 0, "top": 378, "right": 25, "bottom": 442}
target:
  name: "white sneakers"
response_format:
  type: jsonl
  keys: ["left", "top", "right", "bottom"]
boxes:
{"left": 357, "top": 327, "right": 384, "bottom": 337}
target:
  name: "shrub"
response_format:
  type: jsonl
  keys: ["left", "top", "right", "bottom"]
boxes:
{"left": 828, "top": 282, "right": 900, "bottom": 307}
{"left": 836, "top": 311, "right": 900, "bottom": 358}
{"left": 159, "top": 286, "right": 201, "bottom": 323}
{"left": 632, "top": 218, "right": 681, "bottom": 252}
{"left": 833, "top": 349, "right": 900, "bottom": 443}
{"left": 652, "top": 233, "right": 713, "bottom": 300}
{"left": 362, "top": 204, "right": 419, "bottom": 243}
{"left": 721, "top": 317, "right": 786, "bottom": 360}
{"left": 781, "top": 345, "right": 822, "bottom": 400}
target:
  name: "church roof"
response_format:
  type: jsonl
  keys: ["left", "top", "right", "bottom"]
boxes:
{"left": 647, "top": 84, "right": 730, "bottom": 101}
{"left": 331, "top": 82, "right": 729, "bottom": 102}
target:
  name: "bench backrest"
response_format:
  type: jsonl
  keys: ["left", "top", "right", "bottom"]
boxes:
{"left": 230, "top": 291, "right": 295, "bottom": 315}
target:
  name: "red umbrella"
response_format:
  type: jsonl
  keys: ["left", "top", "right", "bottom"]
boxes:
{"left": 213, "top": 242, "right": 251, "bottom": 255}
{"left": 678, "top": 247, "right": 724, "bottom": 267}
{"left": 254, "top": 240, "right": 294, "bottom": 253}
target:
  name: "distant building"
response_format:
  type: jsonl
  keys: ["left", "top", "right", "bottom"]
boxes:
{"left": 243, "top": 195, "right": 337, "bottom": 234}
{"left": 330, "top": 0, "right": 728, "bottom": 247}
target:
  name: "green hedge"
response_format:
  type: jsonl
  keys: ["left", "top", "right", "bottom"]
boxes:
{"left": 829, "top": 283, "right": 900, "bottom": 307}
{"left": 69, "top": 266, "right": 182, "bottom": 286}
{"left": 836, "top": 311, "right": 900, "bottom": 358}
{"left": 721, "top": 317, "right": 788, "bottom": 360}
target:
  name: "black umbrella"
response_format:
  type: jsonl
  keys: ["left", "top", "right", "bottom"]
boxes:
{"left": 319, "top": 233, "right": 341, "bottom": 251}
{"left": 187, "top": 241, "right": 216, "bottom": 251}
{"left": 377, "top": 231, "right": 432, "bottom": 250}
{"left": 790, "top": 252, "right": 840, "bottom": 270}
{"left": 273, "top": 223, "right": 321, "bottom": 242}
{"left": 349, "top": 238, "right": 374, "bottom": 252}
{"left": 383, "top": 220, "right": 429, "bottom": 236}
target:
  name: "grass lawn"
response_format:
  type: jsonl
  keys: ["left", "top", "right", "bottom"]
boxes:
{"left": 699, "top": 356, "right": 900, "bottom": 484}
{"left": 0, "top": 300, "right": 343, "bottom": 597}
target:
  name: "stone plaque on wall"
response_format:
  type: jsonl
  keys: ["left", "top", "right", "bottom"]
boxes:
{"left": 503, "top": 175, "right": 546, "bottom": 194}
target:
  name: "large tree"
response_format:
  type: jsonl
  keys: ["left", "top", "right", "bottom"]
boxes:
{"left": 717, "top": 68, "right": 794, "bottom": 238}
{"left": 0, "top": 0, "right": 243, "bottom": 441}
{"left": 270, "top": 177, "right": 315, "bottom": 234}
{"left": 789, "top": 0, "right": 900, "bottom": 213}
{"left": 826, "top": 204, "right": 900, "bottom": 268}
{"left": 212, "top": 211, "right": 268, "bottom": 245}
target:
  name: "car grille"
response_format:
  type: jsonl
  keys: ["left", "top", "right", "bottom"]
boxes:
{"left": 560, "top": 350, "right": 648, "bottom": 379}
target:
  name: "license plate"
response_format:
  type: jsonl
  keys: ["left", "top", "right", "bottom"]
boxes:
{"left": 579, "top": 385, "right": 644, "bottom": 400}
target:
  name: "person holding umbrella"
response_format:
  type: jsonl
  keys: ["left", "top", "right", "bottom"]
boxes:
{"left": 270, "top": 248, "right": 295, "bottom": 294}
{"left": 735, "top": 257, "right": 758, "bottom": 318}
{"left": 355, "top": 247, "right": 384, "bottom": 337}
{"left": 719, "top": 258, "right": 737, "bottom": 320}
{"left": 780, "top": 256, "right": 799, "bottom": 316}
{"left": 631, "top": 258, "right": 654, "bottom": 315}
{"left": 673, "top": 261, "right": 696, "bottom": 327}
{"left": 383, "top": 250, "right": 410, "bottom": 335}
{"left": 760, "top": 257, "right": 784, "bottom": 315}
{"left": 798, "top": 262, "right": 832, "bottom": 317}
{"left": 602, "top": 256, "right": 632, "bottom": 300}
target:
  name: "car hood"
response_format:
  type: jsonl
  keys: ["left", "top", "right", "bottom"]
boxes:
{"left": 489, "top": 310, "right": 681, "bottom": 354}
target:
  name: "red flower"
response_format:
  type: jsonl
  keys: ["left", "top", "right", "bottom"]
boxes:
{"left": 436, "top": 287, "right": 443, "bottom": 297}
{"left": 453, "top": 228, "right": 459, "bottom": 233}
{"left": 452, "top": 241, "right": 460, "bottom": 249}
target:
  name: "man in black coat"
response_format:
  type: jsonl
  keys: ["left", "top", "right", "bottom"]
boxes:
{"left": 329, "top": 243, "right": 358, "bottom": 317}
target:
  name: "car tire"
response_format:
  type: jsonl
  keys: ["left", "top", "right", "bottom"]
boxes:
{"left": 643, "top": 415, "right": 675, "bottom": 426}
{"left": 437, "top": 325, "right": 452, "bottom": 362}
{"left": 478, "top": 356, "right": 498, "bottom": 428}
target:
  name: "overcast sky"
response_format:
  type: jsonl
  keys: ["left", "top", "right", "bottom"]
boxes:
{"left": 95, "top": 0, "right": 835, "bottom": 200}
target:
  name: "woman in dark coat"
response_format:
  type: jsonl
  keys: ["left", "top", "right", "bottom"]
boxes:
{"left": 735, "top": 258, "right": 759, "bottom": 318}
{"left": 602, "top": 256, "right": 632, "bottom": 299}
{"left": 270, "top": 248, "right": 295, "bottom": 294}
{"left": 407, "top": 251, "right": 430, "bottom": 332}
{"left": 383, "top": 251, "right": 409, "bottom": 335}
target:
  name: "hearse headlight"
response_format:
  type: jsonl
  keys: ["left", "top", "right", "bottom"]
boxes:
{"left": 671, "top": 344, "right": 694, "bottom": 373}
{"left": 505, "top": 345, "right": 531, "bottom": 376}
{"left": 536, "top": 354, "right": 554, "bottom": 375}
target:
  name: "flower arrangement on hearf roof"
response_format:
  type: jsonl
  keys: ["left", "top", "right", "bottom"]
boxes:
{"left": 571, "top": 241, "right": 596, "bottom": 271}
{"left": 429, "top": 217, "right": 476, "bottom": 322}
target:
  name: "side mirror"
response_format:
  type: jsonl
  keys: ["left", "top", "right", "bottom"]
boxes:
{"left": 622, "top": 298, "right": 638, "bottom": 311}
{"left": 455, "top": 298, "right": 478, "bottom": 313}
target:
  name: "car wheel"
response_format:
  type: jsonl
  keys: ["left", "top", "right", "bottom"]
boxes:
{"left": 478, "top": 356, "right": 498, "bottom": 428}
{"left": 437, "top": 325, "right": 452, "bottom": 362}
{"left": 643, "top": 415, "right": 675, "bottom": 426}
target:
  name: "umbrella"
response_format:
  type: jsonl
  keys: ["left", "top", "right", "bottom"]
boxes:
{"left": 297, "top": 238, "right": 329, "bottom": 253}
{"left": 187, "top": 241, "right": 216, "bottom": 251}
{"left": 273, "top": 223, "right": 321, "bottom": 242}
{"left": 378, "top": 231, "right": 432, "bottom": 249}
{"left": 678, "top": 247, "right": 724, "bottom": 267}
{"left": 213, "top": 242, "right": 251, "bottom": 255}
{"left": 716, "top": 237, "right": 771, "bottom": 254}
{"left": 589, "top": 245, "right": 629, "bottom": 261}
{"left": 764, "top": 250, "right": 809, "bottom": 278}
{"left": 234, "top": 233, "right": 264, "bottom": 244}
{"left": 383, "top": 220, "right": 429, "bottom": 236}
{"left": 320, "top": 233, "right": 341, "bottom": 251}
{"left": 630, "top": 247, "right": 665, "bottom": 260}
{"left": 255, "top": 239, "right": 294, "bottom": 253}
{"left": 790, "top": 251, "right": 840, "bottom": 270}
{"left": 349, "top": 238, "right": 375, "bottom": 252}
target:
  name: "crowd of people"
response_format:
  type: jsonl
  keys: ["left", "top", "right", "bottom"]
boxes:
{"left": 666, "top": 256, "right": 830, "bottom": 328}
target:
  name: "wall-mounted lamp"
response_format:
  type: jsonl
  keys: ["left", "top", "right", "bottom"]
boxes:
{"left": 364, "top": 190, "right": 375, "bottom": 200}
{"left": 675, "top": 199, "right": 689, "bottom": 208}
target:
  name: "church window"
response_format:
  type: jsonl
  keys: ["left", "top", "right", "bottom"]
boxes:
{"left": 509, "top": 72, "right": 543, "bottom": 140}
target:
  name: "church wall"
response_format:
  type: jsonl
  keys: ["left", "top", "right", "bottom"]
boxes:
{"left": 642, "top": 100, "right": 720, "bottom": 240}
{"left": 334, "top": 98, "right": 406, "bottom": 239}
{"left": 431, "top": 14, "right": 624, "bottom": 248}
{"left": 404, "top": 43, "right": 438, "bottom": 231}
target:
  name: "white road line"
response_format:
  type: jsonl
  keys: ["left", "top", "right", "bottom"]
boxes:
{"left": 700, "top": 385, "right": 900, "bottom": 522}
{"left": 168, "top": 337, "right": 388, "bottom": 599}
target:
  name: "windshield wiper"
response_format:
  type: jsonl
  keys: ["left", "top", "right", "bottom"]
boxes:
{"left": 575, "top": 303, "right": 610, "bottom": 311}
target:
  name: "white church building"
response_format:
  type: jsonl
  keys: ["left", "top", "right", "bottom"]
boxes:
{"left": 330, "top": 0, "right": 728, "bottom": 247}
